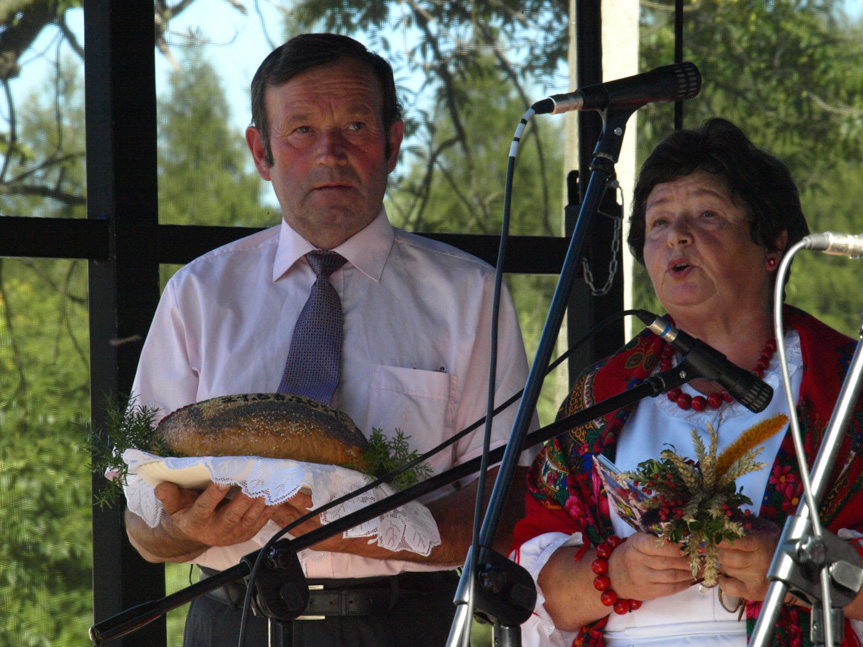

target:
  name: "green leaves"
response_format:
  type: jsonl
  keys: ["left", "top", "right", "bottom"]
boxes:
{"left": 363, "top": 427, "right": 433, "bottom": 490}
{"left": 86, "top": 396, "right": 179, "bottom": 509}
{"left": 157, "top": 48, "right": 270, "bottom": 228}
{"left": 0, "top": 404, "right": 92, "bottom": 645}
{"left": 635, "top": 0, "right": 863, "bottom": 338}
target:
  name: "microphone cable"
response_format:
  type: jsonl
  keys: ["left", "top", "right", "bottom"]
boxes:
{"left": 457, "top": 106, "right": 534, "bottom": 647}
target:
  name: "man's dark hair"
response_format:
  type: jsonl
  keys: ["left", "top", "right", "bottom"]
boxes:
{"left": 250, "top": 33, "right": 403, "bottom": 166}
{"left": 627, "top": 117, "right": 809, "bottom": 265}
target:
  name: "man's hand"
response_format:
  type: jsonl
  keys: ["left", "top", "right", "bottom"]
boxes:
{"left": 154, "top": 481, "right": 278, "bottom": 548}
{"left": 270, "top": 490, "right": 323, "bottom": 537}
{"left": 269, "top": 490, "right": 384, "bottom": 554}
{"left": 130, "top": 466, "right": 523, "bottom": 567}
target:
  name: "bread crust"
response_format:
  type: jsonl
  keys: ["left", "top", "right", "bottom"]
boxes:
{"left": 154, "top": 393, "right": 368, "bottom": 467}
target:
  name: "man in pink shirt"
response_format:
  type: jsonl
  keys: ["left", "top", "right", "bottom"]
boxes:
{"left": 125, "top": 33, "right": 536, "bottom": 647}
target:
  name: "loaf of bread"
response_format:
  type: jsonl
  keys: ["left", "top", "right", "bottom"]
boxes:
{"left": 153, "top": 393, "right": 368, "bottom": 467}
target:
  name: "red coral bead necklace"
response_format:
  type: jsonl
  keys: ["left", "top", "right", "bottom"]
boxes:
{"left": 660, "top": 338, "right": 777, "bottom": 411}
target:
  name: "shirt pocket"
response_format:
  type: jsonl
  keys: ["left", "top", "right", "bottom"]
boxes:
{"left": 368, "top": 364, "right": 457, "bottom": 472}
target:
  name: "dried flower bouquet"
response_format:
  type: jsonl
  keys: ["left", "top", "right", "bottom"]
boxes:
{"left": 617, "top": 413, "right": 788, "bottom": 586}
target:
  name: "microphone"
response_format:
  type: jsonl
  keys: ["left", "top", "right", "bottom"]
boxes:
{"left": 637, "top": 311, "right": 773, "bottom": 413}
{"left": 802, "top": 232, "right": 863, "bottom": 258}
{"left": 532, "top": 62, "right": 701, "bottom": 115}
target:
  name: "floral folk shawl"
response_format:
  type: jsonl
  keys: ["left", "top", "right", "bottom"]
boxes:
{"left": 512, "top": 306, "right": 863, "bottom": 647}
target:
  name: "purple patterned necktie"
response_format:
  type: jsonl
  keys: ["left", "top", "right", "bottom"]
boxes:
{"left": 277, "top": 250, "right": 348, "bottom": 404}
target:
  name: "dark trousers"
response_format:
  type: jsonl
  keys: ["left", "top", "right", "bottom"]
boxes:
{"left": 184, "top": 571, "right": 460, "bottom": 647}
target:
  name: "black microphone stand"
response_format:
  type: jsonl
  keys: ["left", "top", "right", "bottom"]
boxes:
{"left": 749, "top": 315, "right": 863, "bottom": 646}
{"left": 89, "top": 358, "right": 702, "bottom": 646}
{"left": 445, "top": 108, "right": 637, "bottom": 647}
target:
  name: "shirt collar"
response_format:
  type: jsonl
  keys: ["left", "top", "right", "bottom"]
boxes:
{"left": 272, "top": 207, "right": 394, "bottom": 282}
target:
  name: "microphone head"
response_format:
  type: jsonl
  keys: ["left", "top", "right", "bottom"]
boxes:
{"left": 672, "top": 62, "right": 702, "bottom": 101}
{"left": 737, "top": 379, "right": 773, "bottom": 414}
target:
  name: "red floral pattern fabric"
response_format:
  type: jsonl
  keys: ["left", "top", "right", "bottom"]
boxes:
{"left": 512, "top": 306, "right": 863, "bottom": 647}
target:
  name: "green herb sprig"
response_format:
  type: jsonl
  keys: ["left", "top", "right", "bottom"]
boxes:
{"left": 364, "top": 428, "right": 433, "bottom": 490}
{"left": 86, "top": 397, "right": 180, "bottom": 509}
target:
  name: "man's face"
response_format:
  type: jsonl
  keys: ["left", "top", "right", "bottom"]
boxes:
{"left": 246, "top": 58, "right": 404, "bottom": 250}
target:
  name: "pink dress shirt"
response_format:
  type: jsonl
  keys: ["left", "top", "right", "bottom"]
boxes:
{"left": 131, "top": 209, "right": 536, "bottom": 578}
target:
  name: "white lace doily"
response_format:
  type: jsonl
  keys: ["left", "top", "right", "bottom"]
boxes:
{"left": 122, "top": 449, "right": 440, "bottom": 556}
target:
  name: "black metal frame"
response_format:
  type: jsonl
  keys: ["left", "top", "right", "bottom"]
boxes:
{"left": 565, "top": 0, "right": 625, "bottom": 381}
{"left": 0, "top": 216, "right": 571, "bottom": 271}
{"left": 0, "top": 1, "right": 630, "bottom": 644}
{"left": 84, "top": 2, "right": 165, "bottom": 645}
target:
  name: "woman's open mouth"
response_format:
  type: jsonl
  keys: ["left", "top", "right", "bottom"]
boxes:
{"left": 669, "top": 260, "right": 692, "bottom": 275}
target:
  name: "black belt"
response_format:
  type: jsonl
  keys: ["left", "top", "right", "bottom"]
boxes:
{"left": 199, "top": 566, "right": 456, "bottom": 619}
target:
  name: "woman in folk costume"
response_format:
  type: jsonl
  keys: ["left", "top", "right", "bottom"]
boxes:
{"left": 510, "top": 118, "right": 863, "bottom": 647}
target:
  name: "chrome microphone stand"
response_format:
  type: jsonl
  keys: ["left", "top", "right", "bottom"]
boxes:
{"left": 445, "top": 107, "right": 638, "bottom": 647}
{"left": 750, "top": 243, "right": 863, "bottom": 646}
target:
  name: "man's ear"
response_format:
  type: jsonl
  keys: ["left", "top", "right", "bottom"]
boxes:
{"left": 245, "top": 126, "right": 272, "bottom": 181}
{"left": 386, "top": 120, "right": 405, "bottom": 174}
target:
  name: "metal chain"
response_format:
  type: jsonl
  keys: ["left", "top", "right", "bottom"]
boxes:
{"left": 582, "top": 182, "right": 624, "bottom": 297}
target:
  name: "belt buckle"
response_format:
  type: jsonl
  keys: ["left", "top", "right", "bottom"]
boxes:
{"left": 295, "top": 584, "right": 326, "bottom": 620}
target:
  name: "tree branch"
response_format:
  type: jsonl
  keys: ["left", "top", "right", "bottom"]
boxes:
{"left": 402, "top": 135, "right": 460, "bottom": 230}
{"left": 57, "top": 12, "right": 84, "bottom": 60}
{"left": 0, "top": 0, "right": 59, "bottom": 80}
{"left": 477, "top": 21, "right": 554, "bottom": 235}
{"left": 0, "top": 182, "right": 86, "bottom": 206}
{"left": 407, "top": 0, "right": 475, "bottom": 176}
{"left": 1, "top": 78, "right": 16, "bottom": 183}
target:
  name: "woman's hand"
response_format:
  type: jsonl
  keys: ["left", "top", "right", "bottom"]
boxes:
{"left": 609, "top": 532, "right": 695, "bottom": 601}
{"left": 716, "top": 519, "right": 781, "bottom": 601}
{"left": 540, "top": 533, "right": 695, "bottom": 632}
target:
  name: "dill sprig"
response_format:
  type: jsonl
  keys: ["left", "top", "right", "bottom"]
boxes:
{"left": 86, "top": 397, "right": 180, "bottom": 509}
{"left": 364, "top": 428, "right": 433, "bottom": 490}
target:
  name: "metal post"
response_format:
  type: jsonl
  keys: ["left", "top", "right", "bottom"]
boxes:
{"left": 85, "top": 1, "right": 164, "bottom": 645}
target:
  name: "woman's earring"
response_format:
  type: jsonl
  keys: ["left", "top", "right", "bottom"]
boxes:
{"left": 768, "top": 256, "right": 777, "bottom": 268}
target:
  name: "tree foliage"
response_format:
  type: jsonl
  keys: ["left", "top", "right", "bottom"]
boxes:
{"left": 0, "top": 1, "right": 84, "bottom": 215}
{"left": 388, "top": 54, "right": 564, "bottom": 234}
{"left": 158, "top": 47, "right": 271, "bottom": 228}
{"left": 0, "top": 10, "right": 92, "bottom": 634}
{"left": 0, "top": 5, "right": 260, "bottom": 645}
